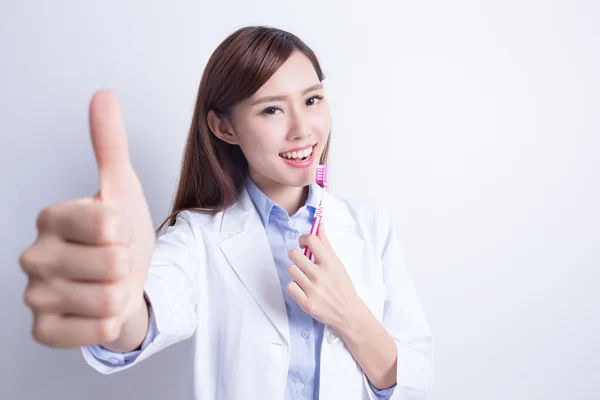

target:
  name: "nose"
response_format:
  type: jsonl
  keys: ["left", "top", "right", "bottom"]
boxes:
{"left": 287, "top": 106, "right": 311, "bottom": 141}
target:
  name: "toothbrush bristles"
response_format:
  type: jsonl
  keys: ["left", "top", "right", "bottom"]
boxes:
{"left": 316, "top": 164, "right": 328, "bottom": 186}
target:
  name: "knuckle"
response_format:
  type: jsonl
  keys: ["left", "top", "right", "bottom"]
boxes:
{"left": 305, "top": 301, "right": 316, "bottom": 315}
{"left": 31, "top": 325, "right": 45, "bottom": 344}
{"left": 105, "top": 247, "right": 130, "bottom": 279}
{"left": 19, "top": 246, "right": 50, "bottom": 278}
{"left": 19, "top": 249, "right": 36, "bottom": 275}
{"left": 96, "top": 210, "right": 123, "bottom": 243}
{"left": 311, "top": 271, "right": 321, "bottom": 284}
{"left": 25, "top": 281, "right": 59, "bottom": 313}
{"left": 312, "top": 286, "right": 325, "bottom": 301}
{"left": 96, "top": 318, "right": 121, "bottom": 344}
{"left": 23, "top": 288, "right": 37, "bottom": 310}
{"left": 99, "top": 284, "right": 125, "bottom": 316}
{"left": 36, "top": 207, "right": 54, "bottom": 232}
{"left": 91, "top": 211, "right": 111, "bottom": 240}
{"left": 31, "top": 315, "right": 51, "bottom": 344}
{"left": 20, "top": 243, "right": 55, "bottom": 279}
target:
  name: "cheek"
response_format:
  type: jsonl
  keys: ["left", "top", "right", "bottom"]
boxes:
{"left": 312, "top": 107, "right": 332, "bottom": 136}
{"left": 238, "top": 127, "right": 280, "bottom": 160}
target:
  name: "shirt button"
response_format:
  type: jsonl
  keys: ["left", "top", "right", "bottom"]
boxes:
{"left": 108, "top": 357, "right": 120, "bottom": 366}
{"left": 301, "top": 387, "right": 309, "bottom": 396}
{"left": 301, "top": 329, "right": 309, "bottom": 338}
{"left": 327, "top": 330, "right": 340, "bottom": 344}
{"left": 287, "top": 231, "right": 298, "bottom": 239}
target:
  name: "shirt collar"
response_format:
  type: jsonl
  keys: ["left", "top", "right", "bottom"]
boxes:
{"left": 245, "top": 175, "right": 322, "bottom": 228}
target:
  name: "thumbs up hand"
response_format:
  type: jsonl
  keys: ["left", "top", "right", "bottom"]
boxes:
{"left": 19, "top": 90, "right": 156, "bottom": 349}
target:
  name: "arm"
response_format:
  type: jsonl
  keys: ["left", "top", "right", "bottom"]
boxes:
{"left": 339, "top": 300, "right": 398, "bottom": 392}
{"left": 340, "top": 209, "right": 434, "bottom": 399}
{"left": 81, "top": 211, "right": 202, "bottom": 374}
{"left": 87, "top": 294, "right": 157, "bottom": 366}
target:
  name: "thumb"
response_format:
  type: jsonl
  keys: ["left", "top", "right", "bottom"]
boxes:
{"left": 88, "top": 90, "right": 134, "bottom": 204}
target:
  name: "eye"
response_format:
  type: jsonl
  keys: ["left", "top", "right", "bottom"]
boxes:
{"left": 262, "top": 106, "right": 281, "bottom": 115}
{"left": 306, "top": 95, "right": 323, "bottom": 106}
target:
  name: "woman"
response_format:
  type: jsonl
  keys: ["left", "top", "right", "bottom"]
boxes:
{"left": 20, "top": 26, "right": 433, "bottom": 399}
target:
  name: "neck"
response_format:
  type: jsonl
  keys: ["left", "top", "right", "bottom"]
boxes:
{"left": 249, "top": 173, "right": 309, "bottom": 216}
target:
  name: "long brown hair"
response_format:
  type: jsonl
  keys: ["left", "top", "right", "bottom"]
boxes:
{"left": 156, "top": 26, "right": 330, "bottom": 235}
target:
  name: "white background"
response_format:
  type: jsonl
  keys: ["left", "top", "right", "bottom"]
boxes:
{"left": 1, "top": 0, "right": 598, "bottom": 399}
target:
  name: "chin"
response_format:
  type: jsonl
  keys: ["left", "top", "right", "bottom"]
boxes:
{"left": 280, "top": 172, "right": 315, "bottom": 188}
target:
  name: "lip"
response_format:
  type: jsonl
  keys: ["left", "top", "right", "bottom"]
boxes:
{"left": 279, "top": 144, "right": 317, "bottom": 169}
{"left": 279, "top": 143, "right": 316, "bottom": 154}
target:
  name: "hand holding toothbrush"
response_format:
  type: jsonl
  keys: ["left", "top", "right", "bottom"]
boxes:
{"left": 286, "top": 223, "right": 366, "bottom": 333}
{"left": 286, "top": 164, "right": 367, "bottom": 332}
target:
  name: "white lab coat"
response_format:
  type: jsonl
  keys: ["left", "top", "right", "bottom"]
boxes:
{"left": 82, "top": 187, "right": 433, "bottom": 400}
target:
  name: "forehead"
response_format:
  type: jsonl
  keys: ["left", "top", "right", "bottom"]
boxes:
{"left": 251, "top": 51, "right": 321, "bottom": 98}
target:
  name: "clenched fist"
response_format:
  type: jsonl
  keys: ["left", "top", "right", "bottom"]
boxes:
{"left": 19, "top": 90, "right": 156, "bottom": 350}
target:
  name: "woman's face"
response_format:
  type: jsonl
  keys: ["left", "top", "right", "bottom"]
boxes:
{"left": 229, "top": 51, "right": 331, "bottom": 192}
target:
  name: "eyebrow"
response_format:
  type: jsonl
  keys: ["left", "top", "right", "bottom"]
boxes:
{"left": 250, "top": 83, "right": 324, "bottom": 106}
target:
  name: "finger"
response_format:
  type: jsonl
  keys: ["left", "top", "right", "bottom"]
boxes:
{"left": 299, "top": 233, "right": 328, "bottom": 264}
{"left": 286, "top": 281, "right": 308, "bottom": 308}
{"left": 36, "top": 200, "right": 133, "bottom": 245}
{"left": 287, "top": 264, "right": 313, "bottom": 293}
{"left": 317, "top": 222, "right": 332, "bottom": 249}
{"left": 24, "top": 278, "right": 129, "bottom": 318}
{"left": 32, "top": 313, "right": 122, "bottom": 348}
{"left": 59, "top": 241, "right": 131, "bottom": 281}
{"left": 288, "top": 249, "right": 318, "bottom": 281}
{"left": 89, "top": 89, "right": 134, "bottom": 205}
{"left": 20, "top": 237, "right": 131, "bottom": 281}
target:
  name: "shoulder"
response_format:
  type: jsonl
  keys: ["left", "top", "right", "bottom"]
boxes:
{"left": 330, "top": 193, "right": 393, "bottom": 227}
{"left": 158, "top": 208, "right": 225, "bottom": 240}
{"left": 176, "top": 207, "right": 225, "bottom": 228}
{"left": 327, "top": 193, "right": 395, "bottom": 246}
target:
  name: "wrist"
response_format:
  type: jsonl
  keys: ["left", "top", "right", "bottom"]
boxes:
{"left": 336, "top": 295, "right": 373, "bottom": 344}
{"left": 101, "top": 293, "right": 150, "bottom": 352}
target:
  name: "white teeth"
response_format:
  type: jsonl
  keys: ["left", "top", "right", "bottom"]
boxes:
{"left": 281, "top": 146, "right": 313, "bottom": 159}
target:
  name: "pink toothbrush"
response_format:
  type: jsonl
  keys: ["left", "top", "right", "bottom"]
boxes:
{"left": 304, "top": 164, "right": 328, "bottom": 261}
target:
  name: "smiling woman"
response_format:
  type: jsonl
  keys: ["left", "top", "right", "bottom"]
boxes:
{"left": 205, "top": 50, "right": 331, "bottom": 208}
{"left": 20, "top": 25, "right": 433, "bottom": 400}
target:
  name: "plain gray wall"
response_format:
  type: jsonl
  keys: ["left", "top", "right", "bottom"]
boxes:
{"left": 1, "top": 0, "right": 599, "bottom": 399}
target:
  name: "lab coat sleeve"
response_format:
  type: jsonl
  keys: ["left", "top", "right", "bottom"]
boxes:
{"left": 368, "top": 380, "right": 396, "bottom": 399}
{"left": 81, "top": 210, "right": 201, "bottom": 374}
{"left": 85, "top": 292, "right": 158, "bottom": 366}
{"left": 365, "top": 208, "right": 434, "bottom": 399}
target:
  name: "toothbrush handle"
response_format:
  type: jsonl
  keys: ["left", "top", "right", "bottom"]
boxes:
{"left": 304, "top": 213, "right": 322, "bottom": 260}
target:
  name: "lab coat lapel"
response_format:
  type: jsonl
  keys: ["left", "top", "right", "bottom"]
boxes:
{"left": 218, "top": 188, "right": 365, "bottom": 350}
{"left": 219, "top": 187, "right": 291, "bottom": 346}
{"left": 321, "top": 192, "right": 365, "bottom": 288}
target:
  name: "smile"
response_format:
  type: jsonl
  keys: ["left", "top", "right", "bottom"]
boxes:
{"left": 278, "top": 144, "right": 315, "bottom": 161}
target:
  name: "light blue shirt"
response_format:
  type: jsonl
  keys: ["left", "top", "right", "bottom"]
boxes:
{"left": 89, "top": 177, "right": 394, "bottom": 399}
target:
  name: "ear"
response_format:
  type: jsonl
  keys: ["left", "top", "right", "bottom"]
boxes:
{"left": 207, "top": 109, "right": 239, "bottom": 145}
